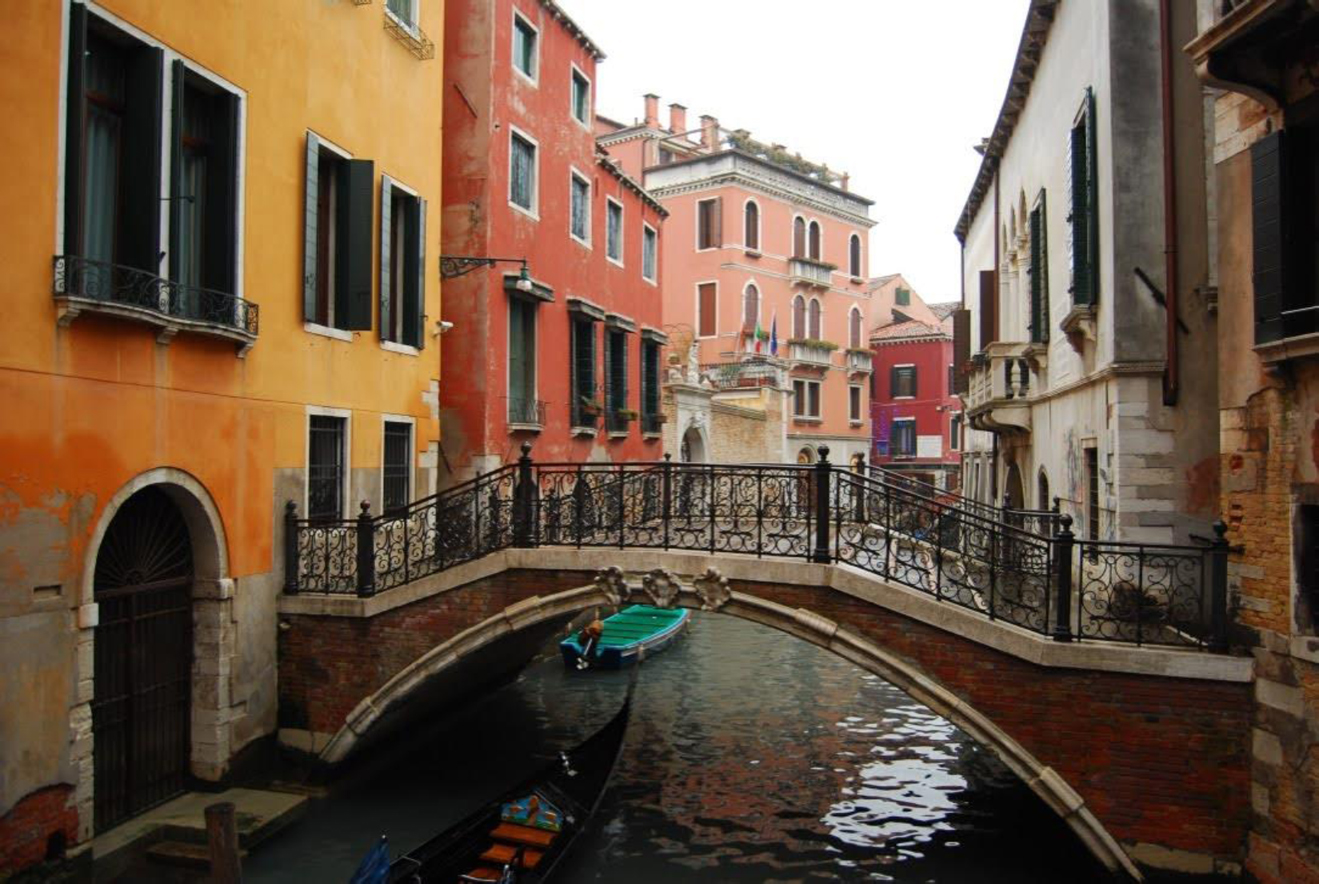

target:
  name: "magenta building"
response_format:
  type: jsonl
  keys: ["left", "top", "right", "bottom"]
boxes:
{"left": 870, "top": 316, "right": 962, "bottom": 489}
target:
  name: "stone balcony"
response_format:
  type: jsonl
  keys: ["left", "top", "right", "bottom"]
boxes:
{"left": 788, "top": 257, "right": 834, "bottom": 289}
{"left": 963, "top": 341, "right": 1046, "bottom": 433}
{"left": 788, "top": 340, "right": 836, "bottom": 369}
{"left": 845, "top": 348, "right": 873, "bottom": 375}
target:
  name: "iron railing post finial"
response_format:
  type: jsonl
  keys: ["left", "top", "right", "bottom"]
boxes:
{"left": 514, "top": 442, "right": 534, "bottom": 548}
{"left": 813, "top": 445, "right": 832, "bottom": 564}
{"left": 356, "top": 500, "right": 375, "bottom": 598}
{"left": 283, "top": 500, "right": 299, "bottom": 594}
{"left": 1051, "top": 513, "right": 1074, "bottom": 642}
{"left": 1209, "top": 518, "right": 1230, "bottom": 653}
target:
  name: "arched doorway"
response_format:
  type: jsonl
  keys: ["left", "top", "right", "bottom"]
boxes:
{"left": 1003, "top": 462, "right": 1024, "bottom": 510}
{"left": 680, "top": 425, "right": 706, "bottom": 463}
{"left": 1037, "top": 469, "right": 1051, "bottom": 511}
{"left": 92, "top": 486, "right": 194, "bottom": 832}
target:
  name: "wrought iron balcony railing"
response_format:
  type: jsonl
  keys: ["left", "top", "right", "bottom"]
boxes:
{"left": 506, "top": 396, "right": 547, "bottom": 428}
{"left": 284, "top": 445, "right": 1233, "bottom": 655}
{"left": 53, "top": 255, "right": 258, "bottom": 353}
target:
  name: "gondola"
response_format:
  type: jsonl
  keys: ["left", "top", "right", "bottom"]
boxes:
{"left": 380, "top": 677, "right": 635, "bottom": 883}
{"left": 560, "top": 605, "right": 690, "bottom": 670}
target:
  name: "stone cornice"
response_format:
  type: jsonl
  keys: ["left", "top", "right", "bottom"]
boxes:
{"left": 649, "top": 170, "right": 874, "bottom": 228}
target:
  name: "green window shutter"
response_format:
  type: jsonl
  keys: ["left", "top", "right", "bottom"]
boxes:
{"left": 303, "top": 133, "right": 320, "bottom": 321}
{"left": 379, "top": 175, "right": 392, "bottom": 340}
{"left": 1029, "top": 191, "right": 1049, "bottom": 343}
{"left": 168, "top": 61, "right": 185, "bottom": 283}
{"left": 209, "top": 90, "right": 240, "bottom": 295}
{"left": 1084, "top": 87, "right": 1099, "bottom": 306}
{"left": 1251, "top": 131, "right": 1286, "bottom": 344}
{"left": 402, "top": 195, "right": 421, "bottom": 347}
{"left": 910, "top": 366, "right": 918, "bottom": 398}
{"left": 64, "top": 2, "right": 87, "bottom": 257}
{"left": 415, "top": 196, "right": 427, "bottom": 350}
{"left": 889, "top": 364, "right": 899, "bottom": 398}
{"left": 339, "top": 159, "right": 374, "bottom": 330}
{"left": 121, "top": 46, "right": 164, "bottom": 273}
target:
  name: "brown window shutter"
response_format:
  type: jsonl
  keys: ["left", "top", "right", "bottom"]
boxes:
{"left": 712, "top": 197, "right": 722, "bottom": 247}
{"left": 953, "top": 308, "right": 971, "bottom": 394}
{"left": 699, "top": 283, "right": 716, "bottom": 336}
{"left": 978, "top": 269, "right": 997, "bottom": 350}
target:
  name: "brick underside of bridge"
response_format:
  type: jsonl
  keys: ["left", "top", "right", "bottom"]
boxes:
{"left": 278, "top": 563, "right": 1252, "bottom": 868}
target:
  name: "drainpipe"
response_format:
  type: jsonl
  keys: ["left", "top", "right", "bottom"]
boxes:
{"left": 991, "top": 161, "right": 1001, "bottom": 502}
{"left": 1159, "top": 0, "right": 1179, "bottom": 406}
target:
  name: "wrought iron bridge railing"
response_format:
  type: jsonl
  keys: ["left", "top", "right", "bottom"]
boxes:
{"left": 53, "top": 254, "right": 259, "bottom": 339}
{"left": 285, "top": 445, "right": 1232, "bottom": 653}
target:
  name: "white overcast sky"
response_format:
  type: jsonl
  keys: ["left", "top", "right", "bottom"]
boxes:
{"left": 565, "top": 0, "right": 1031, "bottom": 304}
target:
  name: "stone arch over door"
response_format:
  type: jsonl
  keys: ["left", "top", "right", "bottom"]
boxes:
{"left": 1038, "top": 468, "right": 1051, "bottom": 511}
{"left": 73, "top": 469, "right": 231, "bottom": 838}
{"left": 315, "top": 576, "right": 1139, "bottom": 880}
{"left": 680, "top": 423, "right": 708, "bottom": 463}
{"left": 1004, "top": 462, "right": 1024, "bottom": 509}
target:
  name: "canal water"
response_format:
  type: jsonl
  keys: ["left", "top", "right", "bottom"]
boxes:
{"left": 245, "top": 611, "right": 1109, "bottom": 882}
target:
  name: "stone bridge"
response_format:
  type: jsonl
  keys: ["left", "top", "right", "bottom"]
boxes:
{"left": 278, "top": 547, "right": 1251, "bottom": 880}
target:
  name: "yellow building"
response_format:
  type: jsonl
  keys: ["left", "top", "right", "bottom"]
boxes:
{"left": 0, "top": 0, "right": 443, "bottom": 870}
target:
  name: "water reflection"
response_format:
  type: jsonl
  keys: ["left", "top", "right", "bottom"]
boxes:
{"left": 246, "top": 611, "right": 1106, "bottom": 883}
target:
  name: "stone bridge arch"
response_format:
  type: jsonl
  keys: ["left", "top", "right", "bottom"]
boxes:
{"left": 314, "top": 569, "right": 1132, "bottom": 878}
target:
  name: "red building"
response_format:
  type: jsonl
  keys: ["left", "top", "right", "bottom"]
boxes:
{"left": 869, "top": 318, "right": 962, "bottom": 488}
{"left": 440, "top": 0, "right": 668, "bottom": 483}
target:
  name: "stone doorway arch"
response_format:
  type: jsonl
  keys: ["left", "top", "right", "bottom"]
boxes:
{"left": 1004, "top": 462, "right": 1025, "bottom": 509}
{"left": 680, "top": 424, "right": 707, "bottom": 463}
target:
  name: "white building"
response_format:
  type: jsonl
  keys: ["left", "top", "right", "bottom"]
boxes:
{"left": 953, "top": 0, "right": 1218, "bottom": 543}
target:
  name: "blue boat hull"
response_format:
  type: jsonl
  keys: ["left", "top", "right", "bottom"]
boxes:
{"left": 561, "top": 608, "right": 690, "bottom": 670}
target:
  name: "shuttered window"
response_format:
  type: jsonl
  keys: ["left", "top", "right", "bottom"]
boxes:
{"left": 510, "top": 131, "right": 536, "bottom": 213}
{"left": 793, "top": 217, "right": 806, "bottom": 258}
{"left": 642, "top": 225, "right": 657, "bottom": 281}
{"left": 308, "top": 416, "right": 346, "bottom": 521}
{"left": 1068, "top": 88, "right": 1099, "bottom": 306}
{"left": 571, "top": 317, "right": 596, "bottom": 426}
{"left": 895, "top": 286, "right": 911, "bottom": 307}
{"left": 849, "top": 385, "right": 862, "bottom": 422}
{"left": 642, "top": 341, "right": 661, "bottom": 419}
{"left": 792, "top": 379, "right": 821, "bottom": 418}
{"left": 891, "top": 365, "right": 916, "bottom": 398}
{"left": 792, "top": 295, "right": 805, "bottom": 338}
{"left": 606, "top": 329, "right": 628, "bottom": 415}
{"left": 849, "top": 308, "right": 862, "bottom": 348}
{"left": 697, "top": 198, "right": 721, "bottom": 249}
{"left": 1252, "top": 131, "right": 1286, "bottom": 344}
{"left": 744, "top": 202, "right": 759, "bottom": 250}
{"left": 808, "top": 220, "right": 821, "bottom": 260}
{"left": 807, "top": 298, "right": 821, "bottom": 339}
{"left": 570, "top": 171, "right": 590, "bottom": 243}
{"left": 978, "top": 270, "right": 997, "bottom": 350}
{"left": 743, "top": 285, "right": 759, "bottom": 328}
{"left": 952, "top": 308, "right": 971, "bottom": 394}
{"left": 304, "top": 135, "right": 373, "bottom": 331}
{"left": 849, "top": 234, "right": 861, "bottom": 277}
{"left": 891, "top": 420, "right": 916, "bottom": 457}
{"left": 950, "top": 413, "right": 962, "bottom": 451}
{"left": 508, "top": 299, "right": 537, "bottom": 418}
{"left": 382, "top": 421, "right": 411, "bottom": 512}
{"left": 571, "top": 67, "right": 589, "bottom": 124}
{"left": 1251, "top": 125, "right": 1319, "bottom": 343}
{"left": 698, "top": 283, "right": 716, "bottom": 337}
{"left": 512, "top": 13, "right": 537, "bottom": 80}
{"left": 606, "top": 199, "right": 623, "bottom": 263}
{"left": 1028, "top": 190, "right": 1049, "bottom": 343}
{"left": 379, "top": 177, "right": 425, "bottom": 348}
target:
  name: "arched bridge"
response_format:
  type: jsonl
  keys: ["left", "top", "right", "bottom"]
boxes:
{"left": 277, "top": 446, "right": 1252, "bottom": 880}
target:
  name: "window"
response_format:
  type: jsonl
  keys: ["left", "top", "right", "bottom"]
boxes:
{"left": 1069, "top": 87, "right": 1098, "bottom": 306}
{"left": 697, "top": 198, "right": 721, "bottom": 250}
{"left": 642, "top": 224, "right": 657, "bottom": 282}
{"left": 698, "top": 283, "right": 716, "bottom": 337}
{"left": 569, "top": 170, "right": 590, "bottom": 244}
{"left": 948, "top": 363, "right": 955, "bottom": 394}
{"left": 508, "top": 298, "right": 537, "bottom": 424}
{"left": 1298, "top": 506, "right": 1319, "bottom": 632}
{"left": 509, "top": 129, "right": 537, "bottom": 215}
{"left": 743, "top": 284, "right": 759, "bottom": 328}
{"left": 849, "top": 234, "right": 862, "bottom": 277}
{"left": 387, "top": 0, "right": 416, "bottom": 27}
{"left": 744, "top": 201, "right": 760, "bottom": 251}
{"left": 308, "top": 415, "right": 346, "bottom": 520}
{"left": 383, "top": 420, "right": 412, "bottom": 511}
{"left": 1029, "top": 190, "right": 1050, "bottom": 343}
{"left": 605, "top": 329, "right": 628, "bottom": 430}
{"left": 641, "top": 340, "right": 661, "bottom": 430}
{"left": 793, "top": 217, "right": 806, "bottom": 258}
{"left": 891, "top": 419, "right": 916, "bottom": 457}
{"left": 891, "top": 364, "right": 917, "bottom": 398}
{"left": 808, "top": 220, "right": 821, "bottom": 260}
{"left": 849, "top": 385, "right": 862, "bottom": 423}
{"left": 658, "top": 146, "right": 674, "bottom": 165}
{"left": 807, "top": 298, "right": 821, "bottom": 339}
{"left": 571, "top": 317, "right": 596, "bottom": 427}
{"left": 1037, "top": 469, "right": 1050, "bottom": 511}
{"left": 1085, "top": 445, "right": 1100, "bottom": 541}
{"left": 1252, "top": 114, "right": 1319, "bottom": 343}
{"left": 570, "top": 66, "right": 590, "bottom": 125}
{"left": 512, "top": 11, "right": 538, "bottom": 82}
{"left": 849, "top": 308, "right": 862, "bottom": 348}
{"left": 950, "top": 413, "right": 962, "bottom": 450}
{"left": 606, "top": 198, "right": 623, "bottom": 264}
{"left": 793, "top": 379, "right": 821, "bottom": 418}
{"left": 895, "top": 286, "right": 911, "bottom": 307}
{"left": 305, "top": 134, "right": 374, "bottom": 331}
{"left": 380, "top": 177, "right": 426, "bottom": 348}
{"left": 792, "top": 294, "right": 806, "bottom": 338}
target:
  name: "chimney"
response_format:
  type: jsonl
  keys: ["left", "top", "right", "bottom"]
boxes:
{"left": 643, "top": 93, "right": 660, "bottom": 128}
{"left": 840, "top": 172, "right": 850, "bottom": 192}
{"left": 699, "top": 114, "right": 719, "bottom": 151}
{"left": 668, "top": 103, "right": 687, "bottom": 135}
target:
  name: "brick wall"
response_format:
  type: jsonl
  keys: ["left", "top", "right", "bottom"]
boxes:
{"left": 0, "top": 785, "right": 78, "bottom": 874}
{"left": 281, "top": 569, "right": 1251, "bottom": 860}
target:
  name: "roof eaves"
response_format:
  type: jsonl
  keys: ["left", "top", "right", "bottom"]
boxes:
{"left": 539, "top": 0, "right": 605, "bottom": 61}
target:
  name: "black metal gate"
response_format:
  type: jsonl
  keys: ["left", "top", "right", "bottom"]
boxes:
{"left": 92, "top": 486, "right": 194, "bottom": 833}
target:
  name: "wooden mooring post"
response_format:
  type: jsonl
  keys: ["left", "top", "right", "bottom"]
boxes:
{"left": 205, "top": 801, "right": 242, "bottom": 884}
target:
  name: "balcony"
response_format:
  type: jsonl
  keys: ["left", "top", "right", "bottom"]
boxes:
{"left": 787, "top": 339, "right": 836, "bottom": 369}
{"left": 788, "top": 257, "right": 835, "bottom": 289}
{"left": 53, "top": 255, "right": 258, "bottom": 355}
{"left": 845, "top": 348, "right": 873, "bottom": 374}
{"left": 963, "top": 342, "right": 1046, "bottom": 433}
{"left": 699, "top": 358, "right": 780, "bottom": 390}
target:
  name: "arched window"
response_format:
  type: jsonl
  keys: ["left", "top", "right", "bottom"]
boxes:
{"left": 793, "top": 217, "right": 806, "bottom": 258}
{"left": 1038, "top": 469, "right": 1051, "bottom": 511}
{"left": 744, "top": 201, "right": 759, "bottom": 251}
{"left": 807, "top": 297, "right": 821, "bottom": 339}
{"left": 849, "top": 234, "right": 861, "bottom": 277}
{"left": 849, "top": 307, "right": 862, "bottom": 349}
{"left": 792, "top": 294, "right": 806, "bottom": 338}
{"left": 808, "top": 220, "right": 821, "bottom": 260}
{"left": 743, "top": 284, "right": 759, "bottom": 328}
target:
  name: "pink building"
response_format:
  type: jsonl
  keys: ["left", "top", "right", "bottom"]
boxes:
{"left": 599, "top": 97, "right": 877, "bottom": 467}
{"left": 441, "top": 1, "right": 668, "bottom": 483}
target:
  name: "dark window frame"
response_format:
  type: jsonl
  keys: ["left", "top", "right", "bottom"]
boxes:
{"left": 891, "top": 419, "right": 916, "bottom": 457}
{"left": 891, "top": 364, "right": 917, "bottom": 398}
{"left": 308, "top": 414, "right": 347, "bottom": 521}
{"left": 382, "top": 420, "right": 412, "bottom": 512}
